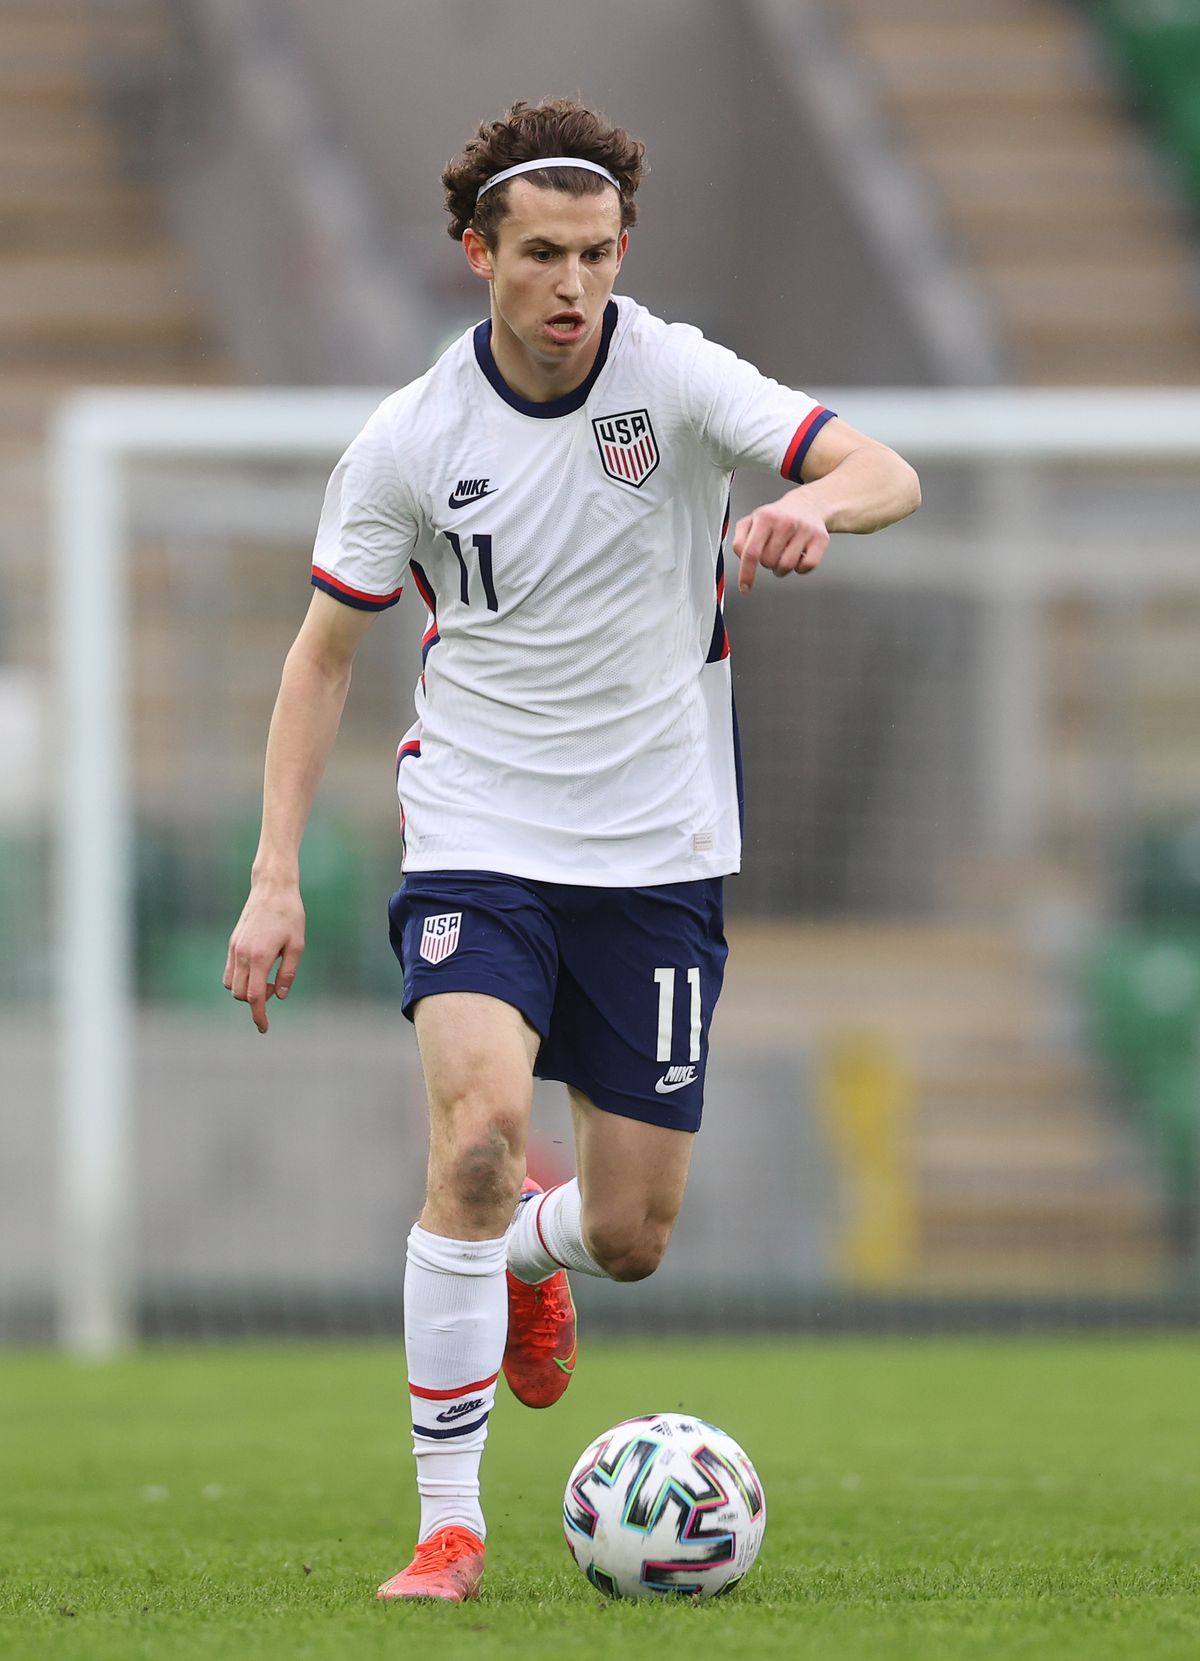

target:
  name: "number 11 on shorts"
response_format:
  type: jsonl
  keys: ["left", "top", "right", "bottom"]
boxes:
{"left": 653, "top": 966, "right": 702, "bottom": 1063}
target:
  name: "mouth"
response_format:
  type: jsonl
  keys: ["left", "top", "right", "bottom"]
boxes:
{"left": 544, "top": 311, "right": 587, "bottom": 342}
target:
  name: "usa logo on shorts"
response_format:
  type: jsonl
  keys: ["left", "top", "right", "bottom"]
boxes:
{"left": 419, "top": 911, "right": 462, "bottom": 964}
{"left": 592, "top": 408, "right": 660, "bottom": 488}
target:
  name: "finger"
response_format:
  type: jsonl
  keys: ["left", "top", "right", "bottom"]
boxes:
{"left": 271, "top": 940, "right": 304, "bottom": 1002}
{"left": 246, "top": 955, "right": 273, "bottom": 1033}
{"left": 772, "top": 528, "right": 813, "bottom": 577}
{"left": 735, "top": 511, "right": 774, "bottom": 565}
{"left": 223, "top": 936, "right": 235, "bottom": 991}
{"left": 231, "top": 952, "right": 251, "bottom": 1005}
{"left": 735, "top": 514, "right": 768, "bottom": 592}
{"left": 796, "top": 525, "right": 830, "bottom": 573}
{"left": 731, "top": 513, "right": 755, "bottom": 590}
{"left": 231, "top": 949, "right": 270, "bottom": 1032}
{"left": 754, "top": 520, "right": 790, "bottom": 574}
{"left": 757, "top": 524, "right": 804, "bottom": 578}
{"left": 771, "top": 522, "right": 829, "bottom": 577}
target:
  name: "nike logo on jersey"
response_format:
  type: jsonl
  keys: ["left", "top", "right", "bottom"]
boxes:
{"left": 448, "top": 478, "right": 496, "bottom": 509}
{"left": 655, "top": 1065, "right": 698, "bottom": 1094}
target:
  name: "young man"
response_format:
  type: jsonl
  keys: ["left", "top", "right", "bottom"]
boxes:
{"left": 225, "top": 98, "right": 920, "bottom": 1601}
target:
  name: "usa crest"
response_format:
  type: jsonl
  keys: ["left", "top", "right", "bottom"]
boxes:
{"left": 592, "top": 408, "right": 660, "bottom": 488}
{"left": 419, "top": 911, "right": 462, "bottom": 964}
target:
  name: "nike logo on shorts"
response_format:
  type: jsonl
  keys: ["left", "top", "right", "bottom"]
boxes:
{"left": 655, "top": 1065, "right": 698, "bottom": 1094}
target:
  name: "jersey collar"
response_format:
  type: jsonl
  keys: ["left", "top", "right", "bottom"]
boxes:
{"left": 473, "top": 300, "right": 618, "bottom": 418}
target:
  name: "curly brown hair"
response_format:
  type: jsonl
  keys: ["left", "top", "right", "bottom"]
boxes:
{"left": 442, "top": 98, "right": 646, "bottom": 247}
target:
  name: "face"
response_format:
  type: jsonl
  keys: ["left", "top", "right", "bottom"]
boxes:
{"left": 464, "top": 178, "right": 627, "bottom": 373}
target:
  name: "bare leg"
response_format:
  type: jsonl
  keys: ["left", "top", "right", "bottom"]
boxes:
{"left": 568, "top": 1087, "right": 695, "bottom": 1281}
{"left": 414, "top": 991, "right": 541, "bottom": 1237}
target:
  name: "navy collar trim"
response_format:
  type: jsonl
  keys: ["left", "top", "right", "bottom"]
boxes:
{"left": 472, "top": 300, "right": 619, "bottom": 418}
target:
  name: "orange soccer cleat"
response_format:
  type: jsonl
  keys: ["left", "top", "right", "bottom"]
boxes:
{"left": 376, "top": 1525, "right": 486, "bottom": 1602}
{"left": 503, "top": 1177, "right": 578, "bottom": 1409}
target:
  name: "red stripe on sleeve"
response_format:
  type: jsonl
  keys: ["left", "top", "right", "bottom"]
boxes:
{"left": 781, "top": 406, "right": 829, "bottom": 480}
{"left": 312, "top": 565, "right": 404, "bottom": 605}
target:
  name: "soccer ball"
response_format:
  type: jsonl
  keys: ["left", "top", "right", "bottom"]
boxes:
{"left": 562, "top": 1412, "right": 766, "bottom": 1599}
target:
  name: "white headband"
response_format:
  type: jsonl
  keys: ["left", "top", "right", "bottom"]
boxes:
{"left": 476, "top": 156, "right": 620, "bottom": 201}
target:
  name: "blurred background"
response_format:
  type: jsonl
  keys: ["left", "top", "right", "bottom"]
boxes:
{"left": 3, "top": 0, "right": 1200, "bottom": 1347}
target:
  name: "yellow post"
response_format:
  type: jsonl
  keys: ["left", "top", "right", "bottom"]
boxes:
{"left": 818, "top": 1030, "right": 917, "bottom": 1287}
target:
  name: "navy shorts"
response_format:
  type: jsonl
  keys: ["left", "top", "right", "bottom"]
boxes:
{"left": 387, "top": 871, "right": 728, "bottom": 1133}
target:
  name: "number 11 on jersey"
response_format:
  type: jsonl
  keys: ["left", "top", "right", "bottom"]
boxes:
{"left": 445, "top": 530, "right": 498, "bottom": 612}
{"left": 653, "top": 966, "right": 702, "bottom": 1063}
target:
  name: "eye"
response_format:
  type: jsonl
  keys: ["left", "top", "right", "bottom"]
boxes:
{"left": 531, "top": 249, "right": 554, "bottom": 262}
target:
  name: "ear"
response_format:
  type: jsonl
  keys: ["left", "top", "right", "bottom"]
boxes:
{"left": 462, "top": 226, "right": 494, "bottom": 282}
{"left": 613, "top": 229, "right": 629, "bottom": 276}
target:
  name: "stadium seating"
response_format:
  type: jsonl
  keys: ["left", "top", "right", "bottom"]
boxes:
{"left": 1085, "top": 929, "right": 1200, "bottom": 1259}
{"left": 1083, "top": 813, "right": 1200, "bottom": 1259}
{"left": 136, "top": 814, "right": 386, "bottom": 1004}
{"left": 1095, "top": 1, "right": 1200, "bottom": 204}
{"left": 832, "top": 0, "right": 1200, "bottom": 382}
{"left": 5, "top": 0, "right": 1199, "bottom": 1330}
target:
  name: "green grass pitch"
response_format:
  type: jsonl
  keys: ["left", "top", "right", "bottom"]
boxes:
{"left": 2, "top": 1337, "right": 1199, "bottom": 1660}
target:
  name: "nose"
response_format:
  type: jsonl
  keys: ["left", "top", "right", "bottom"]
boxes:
{"left": 556, "top": 257, "right": 584, "bottom": 301}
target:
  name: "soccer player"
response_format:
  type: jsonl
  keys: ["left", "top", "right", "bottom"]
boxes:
{"left": 225, "top": 98, "right": 920, "bottom": 1601}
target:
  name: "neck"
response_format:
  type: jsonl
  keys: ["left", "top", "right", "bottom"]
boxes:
{"left": 488, "top": 305, "right": 605, "bottom": 404}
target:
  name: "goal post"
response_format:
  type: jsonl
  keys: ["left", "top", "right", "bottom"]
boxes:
{"left": 50, "top": 390, "right": 386, "bottom": 1355}
{"left": 49, "top": 386, "right": 1200, "bottom": 1354}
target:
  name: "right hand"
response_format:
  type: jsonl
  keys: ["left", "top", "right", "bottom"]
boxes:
{"left": 224, "top": 881, "right": 306, "bottom": 1034}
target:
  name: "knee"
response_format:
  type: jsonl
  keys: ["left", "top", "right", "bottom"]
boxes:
{"left": 585, "top": 1217, "right": 673, "bottom": 1283}
{"left": 438, "top": 1109, "right": 524, "bottom": 1218}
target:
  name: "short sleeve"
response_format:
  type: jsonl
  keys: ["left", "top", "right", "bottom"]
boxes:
{"left": 311, "top": 405, "right": 418, "bottom": 611}
{"left": 682, "top": 334, "right": 835, "bottom": 484}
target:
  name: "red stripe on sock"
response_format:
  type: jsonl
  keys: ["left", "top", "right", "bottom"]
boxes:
{"left": 409, "top": 1370, "right": 499, "bottom": 1402}
{"left": 534, "top": 1185, "right": 572, "bottom": 1273}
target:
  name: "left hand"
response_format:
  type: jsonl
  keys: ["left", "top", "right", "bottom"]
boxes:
{"left": 732, "top": 488, "right": 829, "bottom": 592}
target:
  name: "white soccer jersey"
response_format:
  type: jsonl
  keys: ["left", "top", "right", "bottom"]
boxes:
{"left": 311, "top": 295, "right": 833, "bottom": 886}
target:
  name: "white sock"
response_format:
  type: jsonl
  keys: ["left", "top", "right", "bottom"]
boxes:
{"left": 506, "top": 1179, "right": 609, "bottom": 1285}
{"left": 404, "top": 1223, "right": 508, "bottom": 1543}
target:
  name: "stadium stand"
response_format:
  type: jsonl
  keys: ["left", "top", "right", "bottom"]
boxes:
{"left": 0, "top": 0, "right": 222, "bottom": 670}
{"left": 4, "top": 1, "right": 1200, "bottom": 1336}
{"left": 1096, "top": 0, "right": 1200, "bottom": 207}
{"left": 829, "top": 0, "right": 1200, "bottom": 384}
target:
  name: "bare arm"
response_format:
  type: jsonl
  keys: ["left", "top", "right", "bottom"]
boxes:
{"left": 224, "top": 590, "right": 377, "bottom": 1031}
{"left": 733, "top": 417, "right": 921, "bottom": 592}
